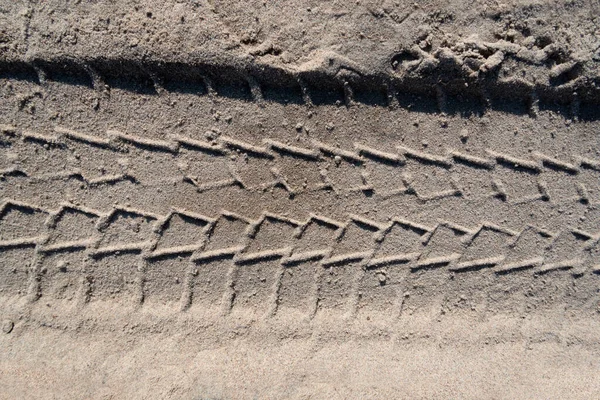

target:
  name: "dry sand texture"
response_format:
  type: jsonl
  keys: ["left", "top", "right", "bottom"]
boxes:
{"left": 1, "top": 0, "right": 600, "bottom": 398}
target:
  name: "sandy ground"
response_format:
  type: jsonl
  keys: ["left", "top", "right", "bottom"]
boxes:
{"left": 1, "top": 0, "right": 600, "bottom": 398}
{"left": 2, "top": 305, "right": 600, "bottom": 399}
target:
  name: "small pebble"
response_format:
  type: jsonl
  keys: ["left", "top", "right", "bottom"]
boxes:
{"left": 57, "top": 261, "right": 67, "bottom": 273}
{"left": 205, "top": 130, "right": 216, "bottom": 140}
{"left": 2, "top": 320, "right": 14, "bottom": 334}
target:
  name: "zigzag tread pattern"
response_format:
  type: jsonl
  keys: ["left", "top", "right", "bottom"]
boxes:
{"left": 1, "top": 124, "right": 598, "bottom": 205}
{"left": 1, "top": 199, "right": 599, "bottom": 316}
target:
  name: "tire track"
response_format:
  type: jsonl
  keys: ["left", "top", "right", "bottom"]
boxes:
{"left": 1, "top": 198, "right": 598, "bottom": 317}
{"left": 1, "top": 124, "right": 598, "bottom": 205}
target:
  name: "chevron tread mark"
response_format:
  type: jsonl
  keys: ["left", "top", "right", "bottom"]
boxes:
{"left": 1, "top": 124, "right": 598, "bottom": 206}
{"left": 1, "top": 197, "right": 599, "bottom": 319}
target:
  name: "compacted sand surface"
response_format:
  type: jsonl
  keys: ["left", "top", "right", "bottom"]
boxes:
{"left": 1, "top": 1, "right": 600, "bottom": 398}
